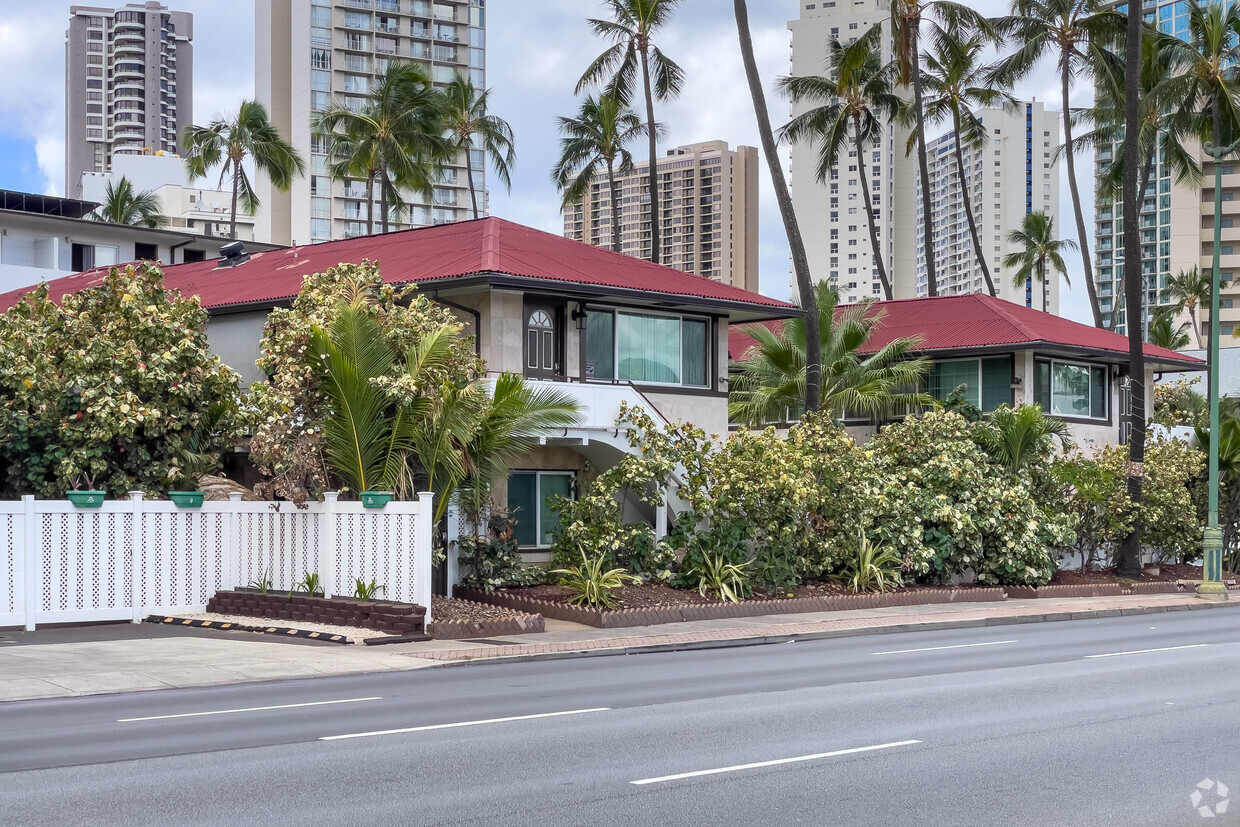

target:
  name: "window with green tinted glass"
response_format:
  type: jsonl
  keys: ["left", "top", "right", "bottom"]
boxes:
{"left": 928, "top": 360, "right": 980, "bottom": 406}
{"left": 585, "top": 308, "right": 709, "bottom": 387}
{"left": 585, "top": 310, "right": 614, "bottom": 380}
{"left": 1033, "top": 359, "right": 1109, "bottom": 420}
{"left": 506, "top": 471, "right": 575, "bottom": 547}
{"left": 980, "top": 357, "right": 1012, "bottom": 412}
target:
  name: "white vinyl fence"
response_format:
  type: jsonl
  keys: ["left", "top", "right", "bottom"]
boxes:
{"left": 0, "top": 491, "right": 434, "bottom": 631}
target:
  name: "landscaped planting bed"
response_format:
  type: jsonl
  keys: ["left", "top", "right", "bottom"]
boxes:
{"left": 427, "top": 596, "right": 544, "bottom": 640}
{"left": 207, "top": 589, "right": 426, "bottom": 635}
{"left": 456, "top": 583, "right": 1008, "bottom": 629}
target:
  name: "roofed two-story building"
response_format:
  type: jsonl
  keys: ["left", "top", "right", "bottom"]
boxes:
{"left": 0, "top": 217, "right": 799, "bottom": 555}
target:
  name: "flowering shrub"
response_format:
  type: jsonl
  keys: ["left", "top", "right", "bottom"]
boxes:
{"left": 0, "top": 263, "right": 240, "bottom": 498}
{"left": 247, "top": 261, "right": 481, "bottom": 502}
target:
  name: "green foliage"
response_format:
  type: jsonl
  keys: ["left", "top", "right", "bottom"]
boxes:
{"left": 838, "top": 531, "right": 903, "bottom": 593}
{"left": 689, "top": 553, "right": 750, "bottom": 603}
{"left": 292, "top": 571, "right": 323, "bottom": 597}
{"left": 352, "top": 578, "right": 386, "bottom": 601}
{"left": 247, "top": 568, "right": 273, "bottom": 594}
{"left": 973, "top": 404, "right": 1070, "bottom": 473}
{"left": 1051, "top": 451, "right": 1132, "bottom": 569}
{"left": 551, "top": 551, "right": 638, "bottom": 609}
{"left": 89, "top": 176, "right": 167, "bottom": 229}
{"left": 458, "top": 512, "right": 548, "bottom": 591}
{"left": 867, "top": 410, "right": 1069, "bottom": 586}
{"left": 1153, "top": 377, "right": 1208, "bottom": 429}
{"left": 0, "top": 263, "right": 241, "bottom": 499}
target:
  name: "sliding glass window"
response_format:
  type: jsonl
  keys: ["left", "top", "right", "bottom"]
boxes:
{"left": 585, "top": 308, "right": 710, "bottom": 387}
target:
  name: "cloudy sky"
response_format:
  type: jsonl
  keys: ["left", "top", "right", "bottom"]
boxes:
{"left": 0, "top": 0, "right": 1090, "bottom": 320}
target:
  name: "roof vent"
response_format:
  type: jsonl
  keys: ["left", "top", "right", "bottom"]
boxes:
{"left": 217, "top": 240, "right": 249, "bottom": 268}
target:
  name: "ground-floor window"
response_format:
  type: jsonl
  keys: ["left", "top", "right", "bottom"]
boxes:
{"left": 926, "top": 356, "right": 1012, "bottom": 412}
{"left": 506, "top": 471, "right": 574, "bottom": 547}
{"left": 1034, "top": 359, "right": 1108, "bottom": 420}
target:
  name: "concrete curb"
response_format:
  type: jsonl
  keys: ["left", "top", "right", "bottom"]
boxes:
{"left": 425, "top": 600, "right": 1240, "bottom": 669}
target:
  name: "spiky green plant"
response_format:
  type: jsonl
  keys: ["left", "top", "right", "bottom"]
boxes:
{"left": 552, "top": 551, "right": 638, "bottom": 609}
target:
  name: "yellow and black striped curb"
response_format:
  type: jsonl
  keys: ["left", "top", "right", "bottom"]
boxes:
{"left": 144, "top": 615, "right": 352, "bottom": 645}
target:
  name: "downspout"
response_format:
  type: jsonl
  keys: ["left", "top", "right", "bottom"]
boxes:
{"left": 432, "top": 291, "right": 481, "bottom": 357}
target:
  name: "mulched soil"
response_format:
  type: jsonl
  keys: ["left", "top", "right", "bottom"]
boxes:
{"left": 431, "top": 595, "right": 535, "bottom": 623}
{"left": 1049, "top": 564, "right": 1215, "bottom": 585}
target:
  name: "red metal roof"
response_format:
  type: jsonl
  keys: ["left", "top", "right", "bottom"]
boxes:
{"left": 0, "top": 217, "right": 795, "bottom": 317}
{"left": 728, "top": 294, "right": 1204, "bottom": 370}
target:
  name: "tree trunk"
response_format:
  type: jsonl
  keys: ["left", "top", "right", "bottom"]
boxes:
{"left": 1191, "top": 303, "right": 1203, "bottom": 349}
{"left": 855, "top": 114, "right": 892, "bottom": 299}
{"left": 1117, "top": 0, "right": 1146, "bottom": 578}
{"left": 639, "top": 45, "right": 662, "bottom": 265}
{"left": 229, "top": 162, "right": 240, "bottom": 240}
{"left": 733, "top": 0, "right": 820, "bottom": 412}
{"left": 1061, "top": 65, "right": 1104, "bottom": 328}
{"left": 365, "top": 170, "right": 375, "bottom": 237}
{"left": 953, "top": 109, "right": 995, "bottom": 297}
{"left": 380, "top": 173, "right": 390, "bottom": 235}
{"left": 467, "top": 149, "right": 479, "bottom": 219}
{"left": 1040, "top": 258, "right": 1047, "bottom": 314}
{"left": 911, "top": 48, "right": 938, "bottom": 297}
{"left": 1137, "top": 153, "right": 1156, "bottom": 340}
{"left": 607, "top": 158, "right": 622, "bottom": 253}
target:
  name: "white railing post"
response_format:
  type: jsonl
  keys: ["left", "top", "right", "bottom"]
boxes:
{"left": 129, "top": 491, "right": 144, "bottom": 624}
{"left": 21, "top": 495, "right": 37, "bottom": 632}
{"left": 322, "top": 491, "right": 340, "bottom": 598}
{"left": 655, "top": 489, "right": 668, "bottom": 543}
{"left": 415, "top": 491, "right": 434, "bottom": 624}
{"left": 226, "top": 492, "right": 242, "bottom": 591}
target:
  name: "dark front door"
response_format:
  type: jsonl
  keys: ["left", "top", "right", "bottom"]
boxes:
{"left": 524, "top": 302, "right": 561, "bottom": 379}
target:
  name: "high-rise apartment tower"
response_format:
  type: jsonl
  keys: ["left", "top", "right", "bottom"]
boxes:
{"left": 255, "top": 0, "right": 486, "bottom": 246}
{"left": 562, "top": 141, "right": 760, "bottom": 292}
{"left": 65, "top": 2, "right": 193, "bottom": 199}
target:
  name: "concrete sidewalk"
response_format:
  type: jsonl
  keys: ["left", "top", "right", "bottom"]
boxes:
{"left": 1, "top": 592, "right": 1235, "bottom": 702}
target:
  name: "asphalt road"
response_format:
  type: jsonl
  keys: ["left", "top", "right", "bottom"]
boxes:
{"left": 3, "top": 609, "right": 1240, "bottom": 825}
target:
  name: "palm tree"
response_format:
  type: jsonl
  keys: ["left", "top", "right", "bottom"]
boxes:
{"left": 182, "top": 100, "right": 305, "bottom": 240}
{"left": 577, "top": 0, "right": 685, "bottom": 265}
{"left": 1194, "top": 414, "right": 1240, "bottom": 569}
{"left": 974, "top": 404, "right": 1070, "bottom": 473}
{"left": 889, "top": 1, "right": 992, "bottom": 298}
{"left": 441, "top": 74, "right": 516, "bottom": 220}
{"left": 734, "top": 0, "right": 822, "bottom": 413}
{"left": 1164, "top": 2, "right": 1240, "bottom": 156}
{"left": 1147, "top": 308, "right": 1193, "bottom": 351}
{"left": 1165, "top": 266, "right": 1227, "bottom": 349}
{"left": 88, "top": 177, "right": 166, "bottom": 229}
{"left": 729, "top": 282, "right": 933, "bottom": 427}
{"left": 778, "top": 23, "right": 904, "bottom": 300}
{"left": 552, "top": 94, "right": 648, "bottom": 253}
{"left": 1116, "top": 0, "right": 1146, "bottom": 579}
{"left": 990, "top": 0, "right": 1126, "bottom": 328}
{"left": 1003, "top": 211, "right": 1077, "bottom": 313}
{"left": 309, "top": 302, "right": 580, "bottom": 516}
{"left": 313, "top": 61, "right": 450, "bottom": 236}
{"left": 918, "top": 32, "right": 1015, "bottom": 297}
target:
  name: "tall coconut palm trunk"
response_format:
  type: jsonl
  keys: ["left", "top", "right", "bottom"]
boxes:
{"left": 734, "top": 0, "right": 820, "bottom": 411}
{"left": 229, "top": 163, "right": 241, "bottom": 240}
{"left": 1117, "top": 0, "right": 1146, "bottom": 578}
{"left": 1062, "top": 68, "right": 1104, "bottom": 328}
{"left": 855, "top": 116, "right": 893, "bottom": 299}
{"left": 607, "top": 159, "right": 622, "bottom": 253}
{"left": 380, "top": 172, "right": 391, "bottom": 235}
{"left": 365, "top": 171, "right": 376, "bottom": 237}
{"left": 952, "top": 113, "right": 996, "bottom": 296}
{"left": 911, "top": 51, "right": 938, "bottom": 297}
{"left": 639, "top": 46, "right": 662, "bottom": 264}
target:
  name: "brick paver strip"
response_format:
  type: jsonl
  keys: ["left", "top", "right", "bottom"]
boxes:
{"left": 408, "top": 594, "right": 1239, "bottom": 663}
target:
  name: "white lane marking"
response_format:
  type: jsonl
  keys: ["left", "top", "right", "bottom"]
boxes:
{"left": 871, "top": 640, "right": 1016, "bottom": 656}
{"left": 119, "top": 697, "right": 382, "bottom": 722}
{"left": 1084, "top": 644, "right": 1209, "bottom": 659}
{"left": 630, "top": 740, "right": 922, "bottom": 785}
{"left": 319, "top": 707, "right": 611, "bottom": 741}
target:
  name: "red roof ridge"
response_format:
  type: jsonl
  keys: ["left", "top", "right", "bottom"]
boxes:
{"left": 480, "top": 218, "right": 500, "bottom": 271}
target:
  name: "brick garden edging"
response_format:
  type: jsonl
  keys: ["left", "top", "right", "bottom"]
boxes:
{"left": 207, "top": 589, "right": 426, "bottom": 635}
{"left": 427, "top": 601, "right": 545, "bottom": 640}
{"left": 455, "top": 587, "right": 1007, "bottom": 629}
{"left": 1006, "top": 583, "right": 1129, "bottom": 599}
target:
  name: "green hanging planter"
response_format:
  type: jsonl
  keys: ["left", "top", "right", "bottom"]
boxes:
{"left": 169, "top": 491, "right": 205, "bottom": 508}
{"left": 361, "top": 491, "right": 393, "bottom": 509}
{"left": 67, "top": 490, "right": 106, "bottom": 508}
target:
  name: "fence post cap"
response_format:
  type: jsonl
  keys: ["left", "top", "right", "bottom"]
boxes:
{"left": 227, "top": 492, "right": 243, "bottom": 502}
{"left": 323, "top": 491, "right": 340, "bottom": 503}
{"left": 128, "top": 491, "right": 144, "bottom": 501}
